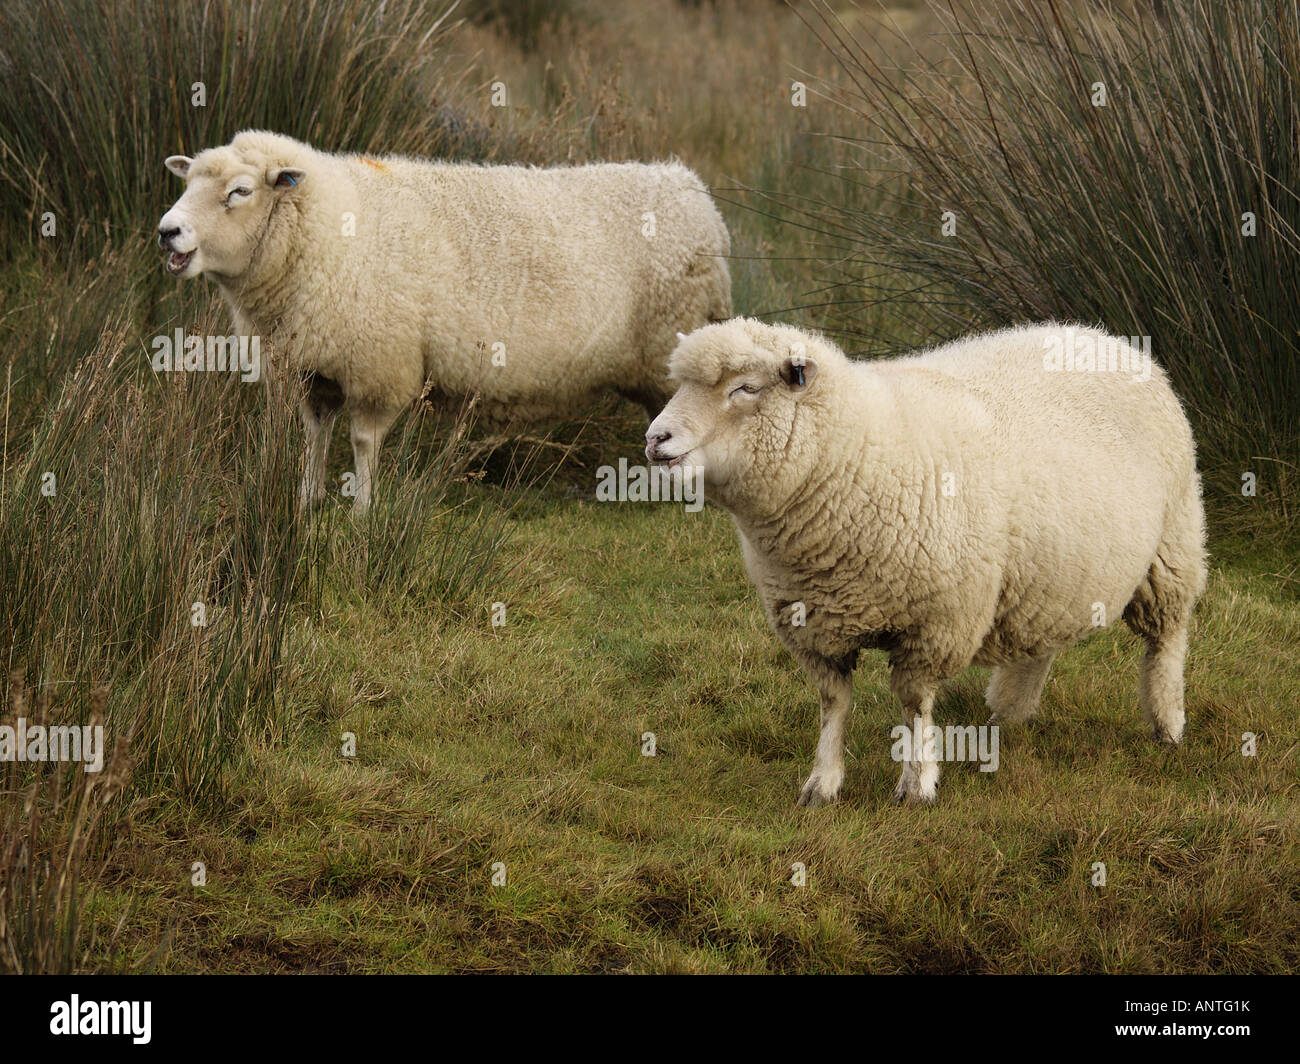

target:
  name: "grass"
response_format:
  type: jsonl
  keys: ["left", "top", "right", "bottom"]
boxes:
{"left": 786, "top": 0, "right": 1300, "bottom": 521}
{"left": 1, "top": 0, "right": 1298, "bottom": 972}
{"left": 0, "top": 243, "right": 525, "bottom": 967}
{"left": 0, "top": 0, "right": 483, "bottom": 250}
{"left": 0, "top": 678, "right": 133, "bottom": 974}
{"left": 87, "top": 491, "right": 1299, "bottom": 973}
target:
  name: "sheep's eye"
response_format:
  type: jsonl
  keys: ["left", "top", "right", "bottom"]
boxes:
{"left": 730, "top": 383, "right": 761, "bottom": 400}
{"left": 225, "top": 187, "right": 252, "bottom": 206}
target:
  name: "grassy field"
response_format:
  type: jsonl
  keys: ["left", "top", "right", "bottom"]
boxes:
{"left": 91, "top": 497, "right": 1299, "bottom": 973}
{"left": 2, "top": 0, "right": 1298, "bottom": 973}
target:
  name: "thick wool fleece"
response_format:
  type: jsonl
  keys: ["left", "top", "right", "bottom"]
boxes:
{"left": 198, "top": 131, "right": 731, "bottom": 418}
{"left": 654, "top": 318, "right": 1207, "bottom": 805}
{"left": 161, "top": 130, "right": 732, "bottom": 513}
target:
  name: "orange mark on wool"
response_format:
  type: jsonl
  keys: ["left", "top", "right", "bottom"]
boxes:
{"left": 359, "top": 157, "right": 388, "bottom": 172}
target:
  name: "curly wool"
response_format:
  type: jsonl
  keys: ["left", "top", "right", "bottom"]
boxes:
{"left": 160, "top": 130, "right": 731, "bottom": 511}
{"left": 650, "top": 318, "right": 1207, "bottom": 805}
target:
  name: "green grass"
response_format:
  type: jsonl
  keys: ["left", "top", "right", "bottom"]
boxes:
{"left": 86, "top": 488, "right": 1300, "bottom": 973}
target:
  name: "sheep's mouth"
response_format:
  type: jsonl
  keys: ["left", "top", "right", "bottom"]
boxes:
{"left": 646, "top": 444, "right": 692, "bottom": 467}
{"left": 165, "top": 250, "right": 194, "bottom": 275}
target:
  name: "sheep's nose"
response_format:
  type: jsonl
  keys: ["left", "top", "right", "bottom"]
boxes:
{"left": 645, "top": 429, "right": 671, "bottom": 462}
{"left": 158, "top": 225, "right": 180, "bottom": 248}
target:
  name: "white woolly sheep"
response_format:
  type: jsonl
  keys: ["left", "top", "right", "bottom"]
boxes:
{"left": 157, "top": 130, "right": 731, "bottom": 513}
{"left": 646, "top": 318, "right": 1207, "bottom": 806}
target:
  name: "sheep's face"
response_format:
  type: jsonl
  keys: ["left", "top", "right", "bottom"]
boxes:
{"left": 646, "top": 326, "right": 819, "bottom": 497}
{"left": 157, "top": 150, "right": 305, "bottom": 281}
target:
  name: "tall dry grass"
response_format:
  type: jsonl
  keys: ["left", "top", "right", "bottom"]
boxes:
{"left": 0, "top": 242, "right": 529, "bottom": 966}
{"left": 0, "top": 0, "right": 484, "bottom": 252}
{"left": 790, "top": 0, "right": 1299, "bottom": 527}
{"left": 0, "top": 677, "right": 134, "bottom": 973}
{"left": 0, "top": 0, "right": 543, "bottom": 966}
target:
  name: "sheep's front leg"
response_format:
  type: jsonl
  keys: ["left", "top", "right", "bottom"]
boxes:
{"left": 796, "top": 658, "right": 855, "bottom": 809}
{"left": 299, "top": 405, "right": 338, "bottom": 509}
{"left": 891, "top": 668, "right": 941, "bottom": 803}
{"left": 298, "top": 373, "right": 343, "bottom": 513}
{"left": 348, "top": 403, "right": 401, "bottom": 517}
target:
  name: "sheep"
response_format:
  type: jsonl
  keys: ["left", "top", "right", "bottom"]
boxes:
{"left": 157, "top": 130, "right": 731, "bottom": 513}
{"left": 646, "top": 318, "right": 1207, "bottom": 806}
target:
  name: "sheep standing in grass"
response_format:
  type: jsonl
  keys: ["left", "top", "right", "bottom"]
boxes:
{"left": 646, "top": 319, "right": 1207, "bottom": 806}
{"left": 157, "top": 130, "right": 731, "bottom": 513}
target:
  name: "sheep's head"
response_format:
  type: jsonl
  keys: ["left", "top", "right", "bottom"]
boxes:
{"left": 157, "top": 133, "right": 306, "bottom": 281}
{"left": 646, "top": 319, "right": 825, "bottom": 506}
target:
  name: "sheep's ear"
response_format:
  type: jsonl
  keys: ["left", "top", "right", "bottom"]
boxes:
{"left": 268, "top": 167, "right": 306, "bottom": 190}
{"left": 165, "top": 155, "right": 193, "bottom": 179}
{"left": 779, "top": 356, "right": 818, "bottom": 390}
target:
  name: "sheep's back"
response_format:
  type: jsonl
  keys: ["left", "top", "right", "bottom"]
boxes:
{"left": 347, "top": 158, "right": 727, "bottom": 401}
{"left": 878, "top": 325, "right": 1198, "bottom": 656}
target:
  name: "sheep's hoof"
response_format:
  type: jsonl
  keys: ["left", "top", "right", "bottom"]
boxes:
{"left": 895, "top": 791, "right": 938, "bottom": 806}
{"left": 893, "top": 763, "right": 940, "bottom": 804}
{"left": 987, "top": 707, "right": 1037, "bottom": 726}
{"left": 796, "top": 777, "right": 840, "bottom": 809}
{"left": 893, "top": 784, "right": 938, "bottom": 806}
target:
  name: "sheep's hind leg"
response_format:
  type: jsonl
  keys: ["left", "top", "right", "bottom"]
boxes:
{"left": 890, "top": 668, "right": 941, "bottom": 803}
{"left": 796, "top": 656, "right": 855, "bottom": 809}
{"left": 985, "top": 652, "right": 1056, "bottom": 724}
{"left": 347, "top": 403, "right": 402, "bottom": 517}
